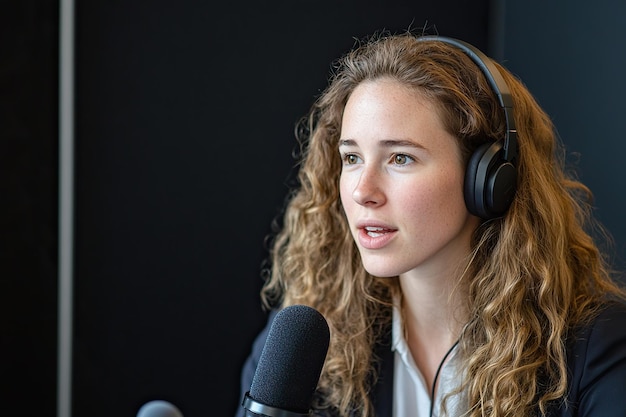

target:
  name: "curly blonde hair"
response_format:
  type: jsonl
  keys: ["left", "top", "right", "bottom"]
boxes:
{"left": 259, "top": 31, "right": 626, "bottom": 417}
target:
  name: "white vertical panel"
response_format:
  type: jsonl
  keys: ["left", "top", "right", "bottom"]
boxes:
{"left": 58, "top": 0, "right": 74, "bottom": 416}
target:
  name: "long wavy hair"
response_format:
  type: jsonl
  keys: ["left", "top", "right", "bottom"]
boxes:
{"left": 259, "top": 31, "right": 626, "bottom": 417}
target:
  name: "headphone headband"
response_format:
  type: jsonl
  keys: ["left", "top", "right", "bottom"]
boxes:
{"left": 417, "top": 35, "right": 519, "bottom": 219}
{"left": 417, "top": 35, "right": 518, "bottom": 163}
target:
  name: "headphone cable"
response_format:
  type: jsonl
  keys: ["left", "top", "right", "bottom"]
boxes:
{"left": 429, "top": 339, "right": 460, "bottom": 417}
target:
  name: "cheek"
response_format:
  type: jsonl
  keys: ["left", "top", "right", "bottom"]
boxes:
{"left": 339, "top": 176, "right": 353, "bottom": 212}
{"left": 404, "top": 172, "right": 467, "bottom": 220}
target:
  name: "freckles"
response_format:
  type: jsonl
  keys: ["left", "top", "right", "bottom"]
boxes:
{"left": 410, "top": 181, "right": 462, "bottom": 219}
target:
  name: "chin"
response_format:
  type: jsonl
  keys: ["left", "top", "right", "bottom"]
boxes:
{"left": 359, "top": 252, "right": 405, "bottom": 277}
{"left": 362, "top": 262, "right": 402, "bottom": 278}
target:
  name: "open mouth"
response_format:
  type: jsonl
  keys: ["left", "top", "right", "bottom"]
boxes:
{"left": 364, "top": 226, "right": 392, "bottom": 237}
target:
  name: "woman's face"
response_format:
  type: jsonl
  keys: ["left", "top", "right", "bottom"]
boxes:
{"left": 339, "top": 79, "right": 479, "bottom": 279}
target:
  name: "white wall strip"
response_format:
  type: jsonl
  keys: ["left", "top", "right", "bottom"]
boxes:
{"left": 58, "top": 0, "right": 74, "bottom": 416}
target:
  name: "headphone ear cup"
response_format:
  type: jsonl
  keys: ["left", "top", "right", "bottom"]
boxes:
{"left": 464, "top": 141, "right": 517, "bottom": 219}
{"left": 464, "top": 142, "right": 492, "bottom": 218}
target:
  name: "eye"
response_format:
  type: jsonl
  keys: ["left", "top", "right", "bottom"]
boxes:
{"left": 392, "top": 153, "right": 414, "bottom": 165}
{"left": 341, "top": 153, "right": 362, "bottom": 165}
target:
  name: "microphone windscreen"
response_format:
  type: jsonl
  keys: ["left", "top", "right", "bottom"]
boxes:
{"left": 136, "top": 400, "right": 183, "bottom": 417}
{"left": 249, "top": 304, "right": 330, "bottom": 414}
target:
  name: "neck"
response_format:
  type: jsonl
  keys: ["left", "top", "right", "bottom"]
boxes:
{"left": 398, "top": 270, "right": 468, "bottom": 340}
{"left": 398, "top": 271, "right": 469, "bottom": 390}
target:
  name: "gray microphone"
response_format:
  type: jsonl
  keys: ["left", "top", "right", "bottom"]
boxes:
{"left": 242, "top": 304, "right": 330, "bottom": 417}
{"left": 137, "top": 400, "right": 183, "bottom": 417}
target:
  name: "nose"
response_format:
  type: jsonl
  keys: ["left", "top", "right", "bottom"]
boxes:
{"left": 352, "top": 165, "right": 386, "bottom": 206}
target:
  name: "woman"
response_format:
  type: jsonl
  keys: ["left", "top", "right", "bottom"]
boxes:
{"left": 236, "top": 32, "right": 626, "bottom": 417}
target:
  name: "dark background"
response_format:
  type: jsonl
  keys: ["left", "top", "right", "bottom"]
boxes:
{"left": 2, "top": 1, "right": 60, "bottom": 416}
{"left": 501, "top": 1, "right": 626, "bottom": 271}
{"left": 3, "top": 1, "right": 625, "bottom": 417}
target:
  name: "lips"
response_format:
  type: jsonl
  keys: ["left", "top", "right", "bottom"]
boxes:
{"left": 357, "top": 224, "right": 397, "bottom": 249}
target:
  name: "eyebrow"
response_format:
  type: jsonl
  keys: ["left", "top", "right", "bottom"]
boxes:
{"left": 338, "top": 138, "right": 426, "bottom": 150}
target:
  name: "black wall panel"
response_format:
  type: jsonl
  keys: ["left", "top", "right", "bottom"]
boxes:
{"left": 73, "top": 2, "right": 489, "bottom": 417}
{"left": 502, "top": 1, "right": 626, "bottom": 275}
{"left": 2, "top": 2, "right": 59, "bottom": 416}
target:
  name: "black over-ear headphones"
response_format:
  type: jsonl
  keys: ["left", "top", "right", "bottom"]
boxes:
{"left": 418, "top": 36, "right": 518, "bottom": 219}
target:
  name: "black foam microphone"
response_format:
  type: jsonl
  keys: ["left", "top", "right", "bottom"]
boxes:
{"left": 242, "top": 304, "right": 330, "bottom": 417}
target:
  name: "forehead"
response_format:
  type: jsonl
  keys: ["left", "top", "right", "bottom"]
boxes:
{"left": 339, "top": 80, "right": 461, "bottom": 160}
{"left": 341, "top": 79, "right": 448, "bottom": 135}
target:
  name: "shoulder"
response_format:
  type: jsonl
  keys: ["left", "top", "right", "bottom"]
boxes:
{"left": 569, "top": 299, "right": 626, "bottom": 352}
{"left": 564, "top": 299, "right": 626, "bottom": 416}
{"left": 568, "top": 299, "right": 626, "bottom": 372}
{"left": 241, "top": 308, "right": 278, "bottom": 374}
{"left": 235, "top": 309, "right": 277, "bottom": 417}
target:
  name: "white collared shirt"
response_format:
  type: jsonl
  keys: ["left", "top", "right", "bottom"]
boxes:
{"left": 391, "top": 306, "right": 467, "bottom": 417}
